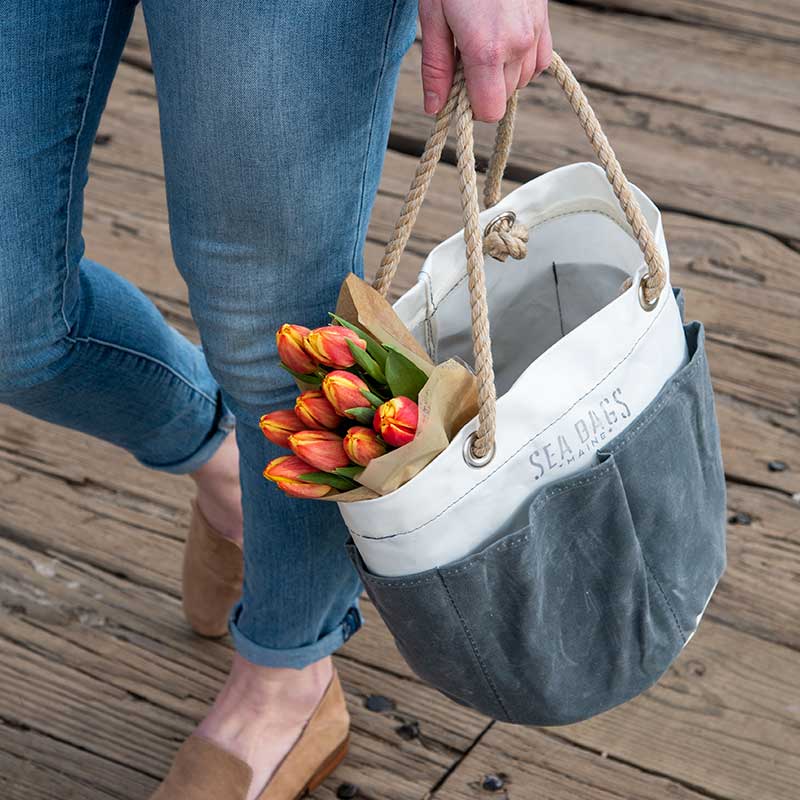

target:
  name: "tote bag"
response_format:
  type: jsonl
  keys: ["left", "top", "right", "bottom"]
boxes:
{"left": 341, "top": 54, "right": 727, "bottom": 726}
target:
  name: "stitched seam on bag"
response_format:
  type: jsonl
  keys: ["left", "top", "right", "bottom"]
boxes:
{"left": 641, "top": 551, "right": 687, "bottom": 644}
{"left": 601, "top": 333, "right": 705, "bottom": 457}
{"left": 350, "top": 298, "right": 670, "bottom": 541}
{"left": 427, "top": 208, "right": 634, "bottom": 314}
{"left": 441, "top": 461, "right": 619, "bottom": 575}
{"left": 439, "top": 572, "right": 512, "bottom": 721}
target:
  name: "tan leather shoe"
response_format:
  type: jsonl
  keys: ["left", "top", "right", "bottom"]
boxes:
{"left": 151, "top": 671, "right": 350, "bottom": 800}
{"left": 182, "top": 501, "right": 244, "bottom": 638}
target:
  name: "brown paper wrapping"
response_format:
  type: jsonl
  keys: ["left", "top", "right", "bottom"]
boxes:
{"left": 315, "top": 274, "right": 478, "bottom": 502}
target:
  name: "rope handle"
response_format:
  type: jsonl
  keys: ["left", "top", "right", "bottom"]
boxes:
{"left": 372, "top": 52, "right": 667, "bottom": 460}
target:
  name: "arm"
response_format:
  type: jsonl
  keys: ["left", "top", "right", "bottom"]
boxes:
{"left": 419, "top": 0, "right": 553, "bottom": 122}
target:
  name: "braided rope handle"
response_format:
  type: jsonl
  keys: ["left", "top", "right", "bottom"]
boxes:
{"left": 373, "top": 52, "right": 666, "bottom": 459}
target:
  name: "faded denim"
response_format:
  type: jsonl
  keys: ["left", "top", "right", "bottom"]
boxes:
{"left": 349, "top": 305, "right": 727, "bottom": 725}
{"left": 0, "top": 0, "right": 418, "bottom": 667}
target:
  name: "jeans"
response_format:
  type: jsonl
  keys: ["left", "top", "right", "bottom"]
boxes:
{"left": 0, "top": 0, "right": 418, "bottom": 667}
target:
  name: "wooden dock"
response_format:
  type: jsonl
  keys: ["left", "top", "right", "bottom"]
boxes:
{"left": 2, "top": 3, "right": 799, "bottom": 798}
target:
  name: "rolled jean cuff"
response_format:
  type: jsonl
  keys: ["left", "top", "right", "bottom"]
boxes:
{"left": 229, "top": 602, "right": 363, "bottom": 669}
{"left": 140, "top": 396, "right": 236, "bottom": 475}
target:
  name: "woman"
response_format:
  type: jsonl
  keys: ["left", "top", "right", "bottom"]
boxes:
{"left": 1, "top": 0, "right": 552, "bottom": 797}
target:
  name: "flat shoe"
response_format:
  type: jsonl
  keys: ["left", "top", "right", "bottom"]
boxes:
{"left": 150, "top": 671, "right": 350, "bottom": 799}
{"left": 182, "top": 501, "right": 244, "bottom": 638}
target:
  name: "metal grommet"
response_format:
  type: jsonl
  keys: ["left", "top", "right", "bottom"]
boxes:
{"left": 463, "top": 431, "right": 496, "bottom": 468}
{"left": 483, "top": 210, "right": 517, "bottom": 239}
{"left": 638, "top": 275, "right": 660, "bottom": 312}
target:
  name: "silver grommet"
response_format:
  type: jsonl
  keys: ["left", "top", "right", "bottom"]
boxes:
{"left": 483, "top": 210, "right": 517, "bottom": 239}
{"left": 638, "top": 275, "right": 660, "bottom": 312}
{"left": 463, "top": 431, "right": 496, "bottom": 468}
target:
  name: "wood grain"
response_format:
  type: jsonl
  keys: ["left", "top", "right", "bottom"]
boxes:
{"left": 558, "top": 0, "right": 800, "bottom": 43}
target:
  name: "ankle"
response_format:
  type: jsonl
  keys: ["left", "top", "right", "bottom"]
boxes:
{"left": 225, "top": 655, "right": 333, "bottom": 715}
{"left": 197, "top": 655, "right": 333, "bottom": 744}
{"left": 191, "top": 433, "right": 244, "bottom": 545}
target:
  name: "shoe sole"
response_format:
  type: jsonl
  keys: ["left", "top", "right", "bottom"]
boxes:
{"left": 302, "top": 736, "right": 350, "bottom": 797}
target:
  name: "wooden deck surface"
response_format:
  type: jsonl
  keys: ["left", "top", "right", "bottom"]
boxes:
{"left": 2, "top": 3, "right": 799, "bottom": 798}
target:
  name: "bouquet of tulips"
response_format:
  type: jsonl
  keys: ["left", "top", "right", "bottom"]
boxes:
{"left": 259, "top": 274, "right": 479, "bottom": 501}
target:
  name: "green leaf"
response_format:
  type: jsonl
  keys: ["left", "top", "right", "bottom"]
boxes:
{"left": 334, "top": 465, "right": 365, "bottom": 480}
{"left": 280, "top": 363, "right": 322, "bottom": 386}
{"left": 360, "top": 389, "right": 384, "bottom": 408}
{"left": 299, "top": 471, "right": 359, "bottom": 491}
{"left": 345, "top": 406, "right": 377, "bottom": 426}
{"left": 329, "top": 313, "right": 388, "bottom": 369}
{"left": 384, "top": 350, "right": 428, "bottom": 401}
{"left": 347, "top": 339, "right": 386, "bottom": 384}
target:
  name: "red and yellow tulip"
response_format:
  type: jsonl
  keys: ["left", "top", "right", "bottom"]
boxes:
{"left": 276, "top": 324, "right": 316, "bottom": 374}
{"left": 263, "top": 455, "right": 333, "bottom": 498}
{"left": 288, "top": 429, "right": 351, "bottom": 472}
{"left": 259, "top": 409, "right": 305, "bottom": 448}
{"left": 305, "top": 325, "right": 366, "bottom": 368}
{"left": 343, "top": 426, "right": 387, "bottom": 467}
{"left": 322, "top": 370, "right": 373, "bottom": 419}
{"left": 295, "top": 390, "right": 340, "bottom": 430}
{"left": 374, "top": 396, "right": 418, "bottom": 447}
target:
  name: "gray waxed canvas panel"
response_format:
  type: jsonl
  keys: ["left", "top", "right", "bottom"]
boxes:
{"left": 348, "top": 312, "right": 726, "bottom": 726}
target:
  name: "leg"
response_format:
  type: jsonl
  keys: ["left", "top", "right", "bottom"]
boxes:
{"left": 142, "top": 0, "right": 417, "bottom": 794}
{"left": 0, "top": 0, "right": 233, "bottom": 480}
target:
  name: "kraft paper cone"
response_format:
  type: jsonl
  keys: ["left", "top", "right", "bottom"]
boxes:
{"left": 315, "top": 274, "right": 478, "bottom": 501}
{"left": 336, "top": 274, "right": 433, "bottom": 374}
{"left": 327, "top": 359, "right": 478, "bottom": 501}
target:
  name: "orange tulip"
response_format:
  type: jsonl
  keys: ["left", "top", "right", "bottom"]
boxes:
{"left": 263, "top": 455, "right": 333, "bottom": 498}
{"left": 305, "top": 325, "right": 366, "bottom": 368}
{"left": 259, "top": 409, "right": 305, "bottom": 448}
{"left": 322, "top": 370, "right": 373, "bottom": 419}
{"left": 295, "top": 390, "right": 340, "bottom": 430}
{"left": 276, "top": 323, "right": 316, "bottom": 374}
{"left": 288, "top": 430, "right": 351, "bottom": 472}
{"left": 374, "top": 396, "right": 418, "bottom": 447}
{"left": 343, "top": 426, "right": 387, "bottom": 467}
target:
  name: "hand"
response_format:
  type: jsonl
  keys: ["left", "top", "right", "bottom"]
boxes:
{"left": 419, "top": 0, "right": 553, "bottom": 123}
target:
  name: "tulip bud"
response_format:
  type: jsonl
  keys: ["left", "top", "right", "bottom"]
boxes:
{"left": 288, "top": 430, "right": 351, "bottom": 472}
{"left": 375, "top": 396, "right": 419, "bottom": 447}
{"left": 322, "top": 370, "right": 373, "bottom": 419}
{"left": 263, "top": 455, "right": 333, "bottom": 498}
{"left": 343, "top": 426, "right": 387, "bottom": 467}
{"left": 295, "top": 390, "right": 340, "bottom": 430}
{"left": 305, "top": 325, "right": 366, "bottom": 368}
{"left": 276, "top": 324, "right": 316, "bottom": 374}
{"left": 259, "top": 409, "right": 305, "bottom": 449}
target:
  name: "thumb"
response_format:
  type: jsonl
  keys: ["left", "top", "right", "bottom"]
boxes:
{"left": 420, "top": 1, "right": 456, "bottom": 115}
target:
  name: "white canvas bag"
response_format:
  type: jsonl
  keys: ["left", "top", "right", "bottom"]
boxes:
{"left": 340, "top": 55, "right": 688, "bottom": 577}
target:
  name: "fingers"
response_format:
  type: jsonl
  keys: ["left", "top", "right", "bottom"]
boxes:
{"left": 420, "top": 1, "right": 457, "bottom": 115}
{"left": 518, "top": 49, "right": 537, "bottom": 89}
{"left": 460, "top": 63, "right": 506, "bottom": 123}
{"left": 461, "top": 26, "right": 535, "bottom": 122}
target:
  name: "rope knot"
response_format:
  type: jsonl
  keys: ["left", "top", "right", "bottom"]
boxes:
{"left": 482, "top": 211, "right": 529, "bottom": 262}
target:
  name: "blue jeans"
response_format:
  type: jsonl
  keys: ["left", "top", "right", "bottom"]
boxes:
{"left": 0, "top": 0, "right": 417, "bottom": 667}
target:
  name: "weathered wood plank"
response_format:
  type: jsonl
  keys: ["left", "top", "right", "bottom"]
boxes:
{"left": 435, "top": 725, "right": 714, "bottom": 800}
{"left": 0, "top": 529, "right": 487, "bottom": 799}
{"left": 438, "top": 622, "right": 800, "bottom": 800}
{"left": 548, "top": 2, "right": 800, "bottom": 133}
{"left": 0, "top": 727, "right": 141, "bottom": 800}
{"left": 559, "top": 0, "right": 800, "bottom": 43}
